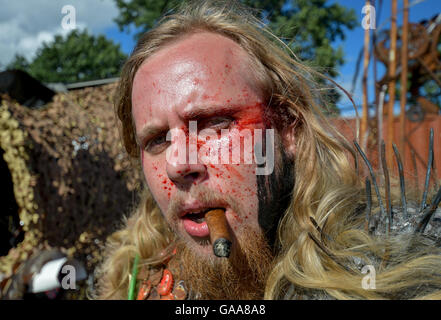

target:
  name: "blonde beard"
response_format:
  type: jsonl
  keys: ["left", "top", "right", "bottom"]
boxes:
{"left": 168, "top": 225, "right": 274, "bottom": 300}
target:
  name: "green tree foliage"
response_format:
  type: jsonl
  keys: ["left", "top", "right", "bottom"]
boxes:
{"left": 6, "top": 54, "right": 30, "bottom": 72}
{"left": 114, "top": 0, "right": 356, "bottom": 78}
{"left": 113, "top": 0, "right": 356, "bottom": 112}
{"left": 7, "top": 30, "right": 127, "bottom": 84}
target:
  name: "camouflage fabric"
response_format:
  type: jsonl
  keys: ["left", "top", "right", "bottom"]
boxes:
{"left": 0, "top": 83, "right": 143, "bottom": 299}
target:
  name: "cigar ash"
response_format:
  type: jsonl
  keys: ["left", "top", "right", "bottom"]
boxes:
{"left": 205, "top": 209, "right": 232, "bottom": 258}
{"left": 213, "top": 238, "right": 232, "bottom": 258}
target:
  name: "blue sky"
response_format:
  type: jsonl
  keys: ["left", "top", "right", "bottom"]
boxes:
{"left": 104, "top": 23, "right": 138, "bottom": 55}
{"left": 100, "top": 0, "right": 441, "bottom": 116}
{"left": 331, "top": 0, "right": 441, "bottom": 116}
{"left": 1, "top": 0, "right": 440, "bottom": 116}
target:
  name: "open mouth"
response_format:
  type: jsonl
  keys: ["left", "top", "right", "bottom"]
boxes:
{"left": 185, "top": 210, "right": 207, "bottom": 224}
{"left": 181, "top": 207, "right": 226, "bottom": 238}
{"left": 183, "top": 207, "right": 225, "bottom": 223}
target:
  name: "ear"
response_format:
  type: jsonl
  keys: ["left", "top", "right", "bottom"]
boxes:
{"left": 280, "top": 123, "right": 297, "bottom": 159}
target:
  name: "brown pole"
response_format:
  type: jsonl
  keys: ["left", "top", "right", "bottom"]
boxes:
{"left": 399, "top": 0, "right": 409, "bottom": 160}
{"left": 361, "top": 0, "right": 371, "bottom": 150}
{"left": 372, "top": 0, "right": 379, "bottom": 131}
{"left": 387, "top": 0, "right": 398, "bottom": 168}
{"left": 372, "top": 0, "right": 381, "bottom": 157}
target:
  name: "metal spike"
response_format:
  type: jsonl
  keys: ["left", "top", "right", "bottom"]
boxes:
{"left": 411, "top": 148, "right": 419, "bottom": 193}
{"left": 353, "top": 141, "right": 386, "bottom": 219}
{"left": 420, "top": 128, "right": 434, "bottom": 212}
{"left": 416, "top": 182, "right": 441, "bottom": 233}
{"left": 381, "top": 141, "right": 392, "bottom": 234}
{"left": 355, "top": 150, "right": 359, "bottom": 176}
{"left": 365, "top": 178, "right": 372, "bottom": 233}
{"left": 392, "top": 143, "right": 408, "bottom": 218}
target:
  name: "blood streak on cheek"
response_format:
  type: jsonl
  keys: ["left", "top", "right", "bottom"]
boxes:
{"left": 225, "top": 165, "right": 244, "bottom": 181}
{"left": 228, "top": 103, "right": 267, "bottom": 166}
{"left": 235, "top": 103, "right": 265, "bottom": 130}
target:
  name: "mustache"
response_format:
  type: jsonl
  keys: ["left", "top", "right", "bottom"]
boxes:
{"left": 166, "top": 186, "right": 242, "bottom": 219}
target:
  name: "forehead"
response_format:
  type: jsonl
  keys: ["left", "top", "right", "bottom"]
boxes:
{"left": 137, "top": 31, "right": 253, "bottom": 79}
{"left": 131, "top": 32, "right": 264, "bottom": 134}
{"left": 132, "top": 32, "right": 260, "bottom": 101}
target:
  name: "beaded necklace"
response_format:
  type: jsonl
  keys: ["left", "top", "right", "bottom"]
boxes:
{"left": 128, "top": 248, "right": 188, "bottom": 300}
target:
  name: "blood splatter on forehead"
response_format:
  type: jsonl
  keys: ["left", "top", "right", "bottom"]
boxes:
{"left": 131, "top": 32, "right": 264, "bottom": 122}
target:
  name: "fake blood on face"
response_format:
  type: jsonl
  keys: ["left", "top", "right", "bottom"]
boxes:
{"left": 132, "top": 31, "right": 268, "bottom": 251}
{"left": 235, "top": 104, "right": 265, "bottom": 130}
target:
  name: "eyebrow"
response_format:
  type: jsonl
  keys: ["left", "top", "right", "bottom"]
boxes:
{"left": 181, "top": 104, "right": 240, "bottom": 121}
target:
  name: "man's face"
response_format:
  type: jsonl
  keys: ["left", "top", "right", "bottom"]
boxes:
{"left": 132, "top": 32, "right": 270, "bottom": 257}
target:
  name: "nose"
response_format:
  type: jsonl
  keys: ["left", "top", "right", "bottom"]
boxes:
{"left": 165, "top": 133, "right": 207, "bottom": 186}
{"left": 165, "top": 126, "right": 208, "bottom": 187}
{"left": 166, "top": 161, "right": 207, "bottom": 187}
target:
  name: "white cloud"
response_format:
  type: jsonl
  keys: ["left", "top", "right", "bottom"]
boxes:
{"left": 0, "top": 0, "right": 119, "bottom": 67}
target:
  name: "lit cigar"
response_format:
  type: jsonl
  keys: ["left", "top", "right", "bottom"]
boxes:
{"left": 205, "top": 209, "right": 232, "bottom": 258}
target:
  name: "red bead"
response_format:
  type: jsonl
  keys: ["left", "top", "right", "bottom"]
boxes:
{"left": 137, "top": 280, "right": 151, "bottom": 300}
{"left": 157, "top": 269, "right": 173, "bottom": 296}
{"left": 160, "top": 292, "right": 175, "bottom": 300}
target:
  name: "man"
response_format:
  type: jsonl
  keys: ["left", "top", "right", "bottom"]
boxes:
{"left": 96, "top": 0, "right": 441, "bottom": 299}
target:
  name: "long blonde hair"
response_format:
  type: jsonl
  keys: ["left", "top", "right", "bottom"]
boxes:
{"left": 96, "top": 0, "right": 441, "bottom": 299}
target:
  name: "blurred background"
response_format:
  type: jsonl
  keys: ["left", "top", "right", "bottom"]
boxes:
{"left": 1, "top": 0, "right": 441, "bottom": 299}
